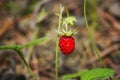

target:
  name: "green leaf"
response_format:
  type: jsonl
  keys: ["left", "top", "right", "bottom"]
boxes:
{"left": 81, "top": 68, "right": 115, "bottom": 80}
{"left": 61, "top": 70, "right": 88, "bottom": 80}
{"left": 64, "top": 16, "right": 76, "bottom": 26}
{"left": 61, "top": 68, "right": 115, "bottom": 80}
{"left": 21, "top": 37, "right": 48, "bottom": 49}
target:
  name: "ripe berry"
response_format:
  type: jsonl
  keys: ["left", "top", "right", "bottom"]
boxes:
{"left": 59, "top": 36, "right": 75, "bottom": 55}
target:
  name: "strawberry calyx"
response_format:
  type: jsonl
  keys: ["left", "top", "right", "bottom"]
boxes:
{"left": 58, "top": 28, "right": 77, "bottom": 36}
{"left": 58, "top": 22, "right": 78, "bottom": 36}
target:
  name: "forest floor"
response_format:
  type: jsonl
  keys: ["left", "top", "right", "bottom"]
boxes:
{"left": 0, "top": 0, "right": 120, "bottom": 80}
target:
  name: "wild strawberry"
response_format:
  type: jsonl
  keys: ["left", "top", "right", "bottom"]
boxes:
{"left": 59, "top": 36, "right": 75, "bottom": 55}
{"left": 57, "top": 18, "right": 77, "bottom": 55}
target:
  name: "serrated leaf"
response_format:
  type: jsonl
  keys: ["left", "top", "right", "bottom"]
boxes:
{"left": 61, "top": 68, "right": 115, "bottom": 80}
{"left": 64, "top": 16, "right": 76, "bottom": 26}
{"left": 81, "top": 68, "right": 115, "bottom": 80}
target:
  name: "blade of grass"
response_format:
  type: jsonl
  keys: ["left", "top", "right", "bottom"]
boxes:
{"left": 84, "top": 0, "right": 106, "bottom": 67}
{"left": 20, "top": 37, "right": 48, "bottom": 49}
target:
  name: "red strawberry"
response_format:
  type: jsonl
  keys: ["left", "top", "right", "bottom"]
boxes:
{"left": 59, "top": 36, "right": 75, "bottom": 55}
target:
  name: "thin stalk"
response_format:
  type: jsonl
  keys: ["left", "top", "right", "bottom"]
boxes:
{"left": 17, "top": 51, "right": 37, "bottom": 80}
{"left": 0, "top": 45, "right": 21, "bottom": 51}
{"left": 55, "top": 5, "right": 63, "bottom": 80}
{"left": 27, "top": 26, "right": 39, "bottom": 63}
{"left": 55, "top": 37, "right": 59, "bottom": 80}
{"left": 84, "top": 0, "right": 106, "bottom": 67}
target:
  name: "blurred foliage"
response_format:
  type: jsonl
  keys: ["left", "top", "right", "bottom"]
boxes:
{"left": 5, "top": 1, "right": 20, "bottom": 15}
{"left": 87, "top": 0, "right": 99, "bottom": 30}
{"left": 4, "top": 0, "right": 41, "bottom": 16}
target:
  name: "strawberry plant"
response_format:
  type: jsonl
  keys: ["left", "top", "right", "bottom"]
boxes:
{"left": 55, "top": 5, "right": 77, "bottom": 80}
{"left": 1, "top": 1, "right": 116, "bottom": 80}
{"left": 56, "top": 0, "right": 116, "bottom": 80}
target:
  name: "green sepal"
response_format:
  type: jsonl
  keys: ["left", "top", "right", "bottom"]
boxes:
{"left": 55, "top": 13, "right": 60, "bottom": 17}
{"left": 64, "top": 16, "right": 76, "bottom": 26}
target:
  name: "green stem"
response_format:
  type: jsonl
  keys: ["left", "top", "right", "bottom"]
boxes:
{"left": 55, "top": 37, "right": 59, "bottom": 80}
{"left": 0, "top": 37, "right": 48, "bottom": 80}
{"left": 55, "top": 5, "right": 63, "bottom": 80}
{"left": 17, "top": 51, "right": 37, "bottom": 80}
{"left": 84, "top": 0, "right": 106, "bottom": 67}
{"left": 0, "top": 45, "right": 21, "bottom": 51}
